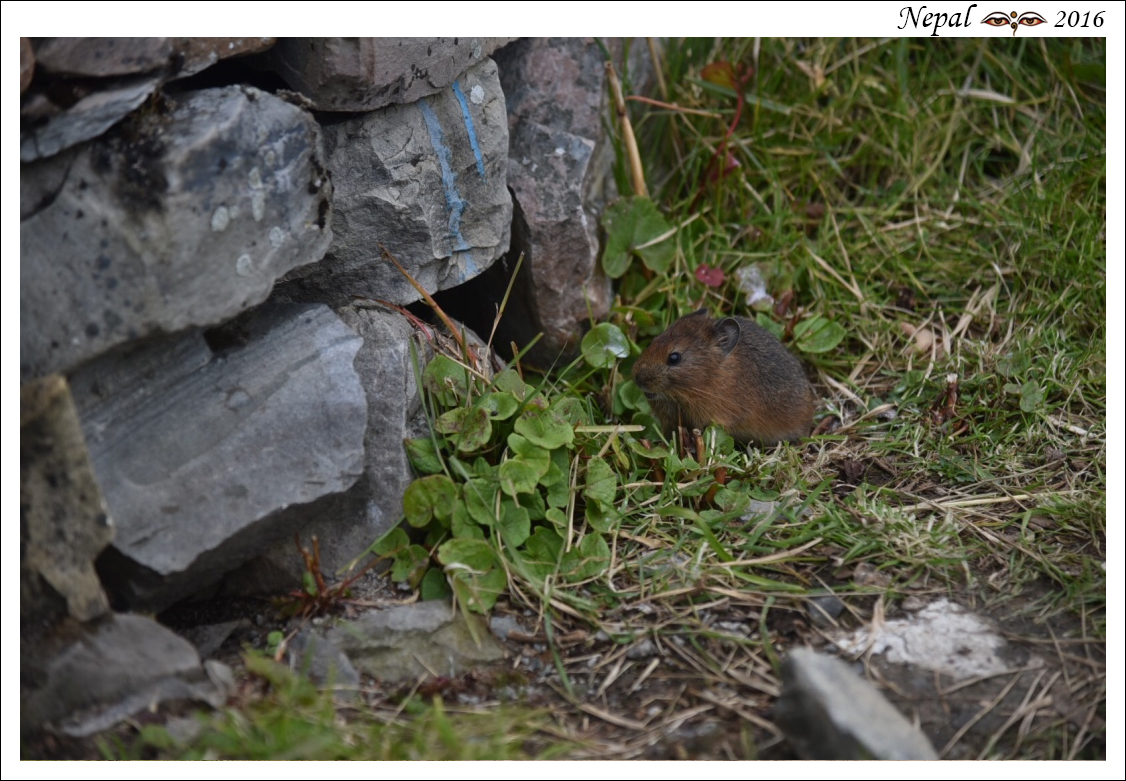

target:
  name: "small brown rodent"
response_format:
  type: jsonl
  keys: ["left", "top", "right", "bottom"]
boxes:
{"left": 632, "top": 309, "right": 816, "bottom": 446}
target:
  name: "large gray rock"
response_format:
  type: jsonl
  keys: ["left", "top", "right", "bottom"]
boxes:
{"left": 775, "top": 648, "right": 939, "bottom": 760}
{"left": 448, "top": 38, "right": 624, "bottom": 365}
{"left": 21, "top": 613, "right": 232, "bottom": 737}
{"left": 70, "top": 303, "right": 366, "bottom": 612}
{"left": 20, "top": 85, "right": 333, "bottom": 381}
{"left": 20, "top": 375, "right": 112, "bottom": 625}
{"left": 224, "top": 304, "right": 432, "bottom": 590}
{"left": 278, "top": 58, "right": 510, "bottom": 308}
{"left": 266, "top": 37, "right": 515, "bottom": 112}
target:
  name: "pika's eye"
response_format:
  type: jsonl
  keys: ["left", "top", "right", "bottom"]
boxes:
{"left": 667, "top": 352, "right": 681, "bottom": 366}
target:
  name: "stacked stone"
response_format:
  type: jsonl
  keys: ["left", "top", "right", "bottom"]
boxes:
{"left": 19, "top": 36, "right": 636, "bottom": 735}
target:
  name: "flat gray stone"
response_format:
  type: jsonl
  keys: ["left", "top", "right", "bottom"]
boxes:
{"left": 277, "top": 58, "right": 509, "bottom": 308}
{"left": 22, "top": 613, "right": 231, "bottom": 737}
{"left": 70, "top": 303, "right": 366, "bottom": 612}
{"left": 34, "top": 37, "right": 172, "bottom": 77}
{"left": 20, "top": 374, "right": 112, "bottom": 624}
{"left": 266, "top": 37, "right": 515, "bottom": 112}
{"left": 288, "top": 630, "right": 361, "bottom": 700}
{"left": 20, "top": 85, "right": 333, "bottom": 381}
{"left": 19, "top": 74, "right": 161, "bottom": 163}
{"left": 776, "top": 647, "right": 939, "bottom": 760}
{"left": 328, "top": 601, "right": 505, "bottom": 681}
{"left": 176, "top": 620, "right": 245, "bottom": 659}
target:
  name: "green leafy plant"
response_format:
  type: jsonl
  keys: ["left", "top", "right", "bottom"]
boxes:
{"left": 378, "top": 347, "right": 632, "bottom": 615}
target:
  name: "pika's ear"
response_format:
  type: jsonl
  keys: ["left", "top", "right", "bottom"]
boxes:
{"left": 689, "top": 308, "right": 708, "bottom": 318}
{"left": 716, "top": 317, "right": 741, "bottom": 356}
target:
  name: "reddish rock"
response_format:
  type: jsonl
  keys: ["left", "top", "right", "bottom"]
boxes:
{"left": 486, "top": 38, "right": 620, "bottom": 364}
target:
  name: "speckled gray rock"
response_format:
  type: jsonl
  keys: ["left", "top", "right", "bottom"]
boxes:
{"left": 20, "top": 374, "right": 112, "bottom": 624}
{"left": 776, "top": 647, "right": 939, "bottom": 760}
{"left": 20, "top": 85, "right": 332, "bottom": 380}
{"left": 328, "top": 600, "right": 505, "bottom": 681}
{"left": 69, "top": 303, "right": 366, "bottom": 613}
{"left": 266, "top": 37, "right": 515, "bottom": 112}
{"left": 449, "top": 38, "right": 623, "bottom": 365}
{"left": 277, "top": 58, "right": 509, "bottom": 308}
{"left": 21, "top": 613, "right": 232, "bottom": 737}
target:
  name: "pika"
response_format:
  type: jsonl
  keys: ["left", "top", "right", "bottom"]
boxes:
{"left": 632, "top": 309, "right": 816, "bottom": 446}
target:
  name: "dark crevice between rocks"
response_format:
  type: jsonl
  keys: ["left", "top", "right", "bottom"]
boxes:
{"left": 430, "top": 191, "right": 577, "bottom": 369}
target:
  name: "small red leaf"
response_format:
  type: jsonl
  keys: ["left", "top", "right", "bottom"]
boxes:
{"left": 695, "top": 264, "right": 725, "bottom": 287}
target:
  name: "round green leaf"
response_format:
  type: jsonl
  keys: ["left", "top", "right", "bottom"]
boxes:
{"left": 552, "top": 396, "right": 590, "bottom": 426}
{"left": 402, "top": 474, "right": 457, "bottom": 527}
{"left": 436, "top": 406, "right": 492, "bottom": 453}
{"left": 372, "top": 527, "right": 409, "bottom": 557}
{"left": 479, "top": 392, "right": 519, "bottom": 420}
{"left": 420, "top": 567, "right": 451, "bottom": 601}
{"left": 583, "top": 456, "right": 618, "bottom": 506}
{"left": 514, "top": 407, "right": 574, "bottom": 449}
{"left": 616, "top": 379, "right": 648, "bottom": 413}
{"left": 585, "top": 501, "right": 620, "bottom": 533}
{"left": 522, "top": 527, "right": 564, "bottom": 583}
{"left": 404, "top": 436, "right": 444, "bottom": 475}
{"left": 451, "top": 501, "right": 486, "bottom": 540}
{"left": 1019, "top": 380, "right": 1044, "bottom": 413}
{"left": 499, "top": 457, "right": 543, "bottom": 497}
{"left": 601, "top": 196, "right": 676, "bottom": 278}
{"left": 464, "top": 478, "right": 498, "bottom": 526}
{"left": 581, "top": 323, "right": 631, "bottom": 369}
{"left": 437, "top": 538, "right": 506, "bottom": 614}
{"left": 792, "top": 316, "right": 846, "bottom": 354}
{"left": 753, "top": 312, "right": 785, "bottom": 340}
{"left": 562, "top": 533, "right": 611, "bottom": 581}
{"left": 390, "top": 544, "right": 430, "bottom": 585}
{"left": 499, "top": 501, "right": 531, "bottom": 547}
{"left": 492, "top": 368, "right": 527, "bottom": 400}
{"left": 423, "top": 354, "right": 470, "bottom": 405}
{"left": 506, "top": 434, "right": 552, "bottom": 473}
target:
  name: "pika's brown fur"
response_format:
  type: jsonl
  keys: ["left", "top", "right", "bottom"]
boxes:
{"left": 632, "top": 309, "right": 816, "bottom": 446}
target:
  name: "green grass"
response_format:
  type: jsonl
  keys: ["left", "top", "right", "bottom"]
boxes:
{"left": 100, "top": 652, "right": 570, "bottom": 760}
{"left": 110, "top": 37, "right": 1105, "bottom": 760}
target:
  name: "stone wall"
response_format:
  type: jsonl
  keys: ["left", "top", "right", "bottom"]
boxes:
{"left": 19, "top": 36, "right": 647, "bottom": 735}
